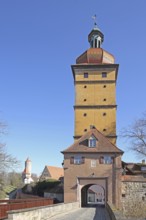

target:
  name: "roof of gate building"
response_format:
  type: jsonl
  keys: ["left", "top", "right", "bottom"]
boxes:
{"left": 62, "top": 127, "right": 123, "bottom": 154}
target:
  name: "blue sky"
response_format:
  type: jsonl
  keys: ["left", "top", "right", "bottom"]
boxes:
{"left": 0, "top": 0, "right": 146, "bottom": 175}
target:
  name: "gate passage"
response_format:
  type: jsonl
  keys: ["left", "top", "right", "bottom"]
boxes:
{"left": 81, "top": 184, "right": 105, "bottom": 207}
{"left": 87, "top": 185, "right": 105, "bottom": 205}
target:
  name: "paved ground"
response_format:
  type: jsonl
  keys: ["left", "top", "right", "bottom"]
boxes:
{"left": 50, "top": 207, "right": 111, "bottom": 220}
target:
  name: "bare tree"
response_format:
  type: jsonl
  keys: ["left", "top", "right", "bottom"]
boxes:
{"left": 0, "top": 122, "right": 20, "bottom": 172}
{"left": 0, "top": 121, "right": 21, "bottom": 198}
{"left": 121, "top": 112, "right": 146, "bottom": 157}
{"left": 0, "top": 143, "right": 19, "bottom": 172}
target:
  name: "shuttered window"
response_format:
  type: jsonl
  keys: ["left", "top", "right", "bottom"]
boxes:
{"left": 70, "top": 156, "right": 85, "bottom": 164}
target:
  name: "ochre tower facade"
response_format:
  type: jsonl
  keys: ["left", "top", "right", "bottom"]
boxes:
{"left": 72, "top": 27, "right": 118, "bottom": 144}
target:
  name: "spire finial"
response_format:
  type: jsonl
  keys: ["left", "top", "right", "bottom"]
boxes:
{"left": 92, "top": 14, "right": 97, "bottom": 28}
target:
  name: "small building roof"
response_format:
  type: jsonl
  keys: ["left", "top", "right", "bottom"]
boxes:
{"left": 62, "top": 127, "right": 123, "bottom": 154}
{"left": 43, "top": 166, "right": 64, "bottom": 180}
{"left": 122, "top": 161, "right": 146, "bottom": 175}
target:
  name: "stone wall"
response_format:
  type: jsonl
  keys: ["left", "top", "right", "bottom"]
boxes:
{"left": 7, "top": 202, "right": 79, "bottom": 220}
{"left": 121, "top": 176, "right": 146, "bottom": 218}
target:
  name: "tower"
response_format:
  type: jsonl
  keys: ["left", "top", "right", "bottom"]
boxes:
{"left": 72, "top": 25, "right": 118, "bottom": 144}
{"left": 62, "top": 24, "right": 123, "bottom": 208}
{"left": 22, "top": 157, "right": 34, "bottom": 184}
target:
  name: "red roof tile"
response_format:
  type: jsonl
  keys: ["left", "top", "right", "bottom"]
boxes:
{"left": 45, "top": 166, "right": 64, "bottom": 180}
{"left": 62, "top": 128, "right": 123, "bottom": 154}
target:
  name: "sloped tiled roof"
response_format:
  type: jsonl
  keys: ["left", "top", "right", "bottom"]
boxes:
{"left": 122, "top": 161, "right": 146, "bottom": 175}
{"left": 45, "top": 166, "right": 64, "bottom": 180}
{"left": 62, "top": 128, "right": 123, "bottom": 154}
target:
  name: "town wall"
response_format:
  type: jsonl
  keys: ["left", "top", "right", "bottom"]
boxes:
{"left": 121, "top": 175, "right": 146, "bottom": 218}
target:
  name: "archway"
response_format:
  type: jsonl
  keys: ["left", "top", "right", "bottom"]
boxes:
{"left": 81, "top": 184, "right": 105, "bottom": 207}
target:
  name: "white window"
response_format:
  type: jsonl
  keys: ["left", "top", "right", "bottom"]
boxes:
{"left": 89, "top": 136, "right": 97, "bottom": 147}
{"left": 91, "top": 160, "right": 96, "bottom": 167}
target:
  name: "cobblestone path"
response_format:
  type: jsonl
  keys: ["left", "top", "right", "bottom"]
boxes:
{"left": 49, "top": 207, "right": 111, "bottom": 220}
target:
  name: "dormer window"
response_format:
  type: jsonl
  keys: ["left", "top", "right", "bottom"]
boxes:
{"left": 89, "top": 135, "right": 97, "bottom": 147}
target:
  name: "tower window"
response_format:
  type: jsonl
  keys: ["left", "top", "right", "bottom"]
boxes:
{"left": 84, "top": 85, "right": 87, "bottom": 88}
{"left": 95, "top": 39, "right": 97, "bottom": 48}
{"left": 103, "top": 98, "right": 106, "bottom": 101}
{"left": 89, "top": 136, "right": 97, "bottom": 147}
{"left": 103, "top": 112, "right": 106, "bottom": 116}
{"left": 91, "top": 40, "right": 93, "bottom": 48}
{"left": 103, "top": 85, "right": 106, "bottom": 88}
{"left": 102, "top": 72, "right": 107, "bottom": 78}
{"left": 84, "top": 73, "right": 88, "bottom": 78}
{"left": 84, "top": 99, "right": 87, "bottom": 102}
{"left": 84, "top": 129, "right": 87, "bottom": 132}
{"left": 103, "top": 129, "right": 107, "bottom": 132}
{"left": 98, "top": 41, "right": 101, "bottom": 48}
{"left": 83, "top": 113, "right": 87, "bottom": 117}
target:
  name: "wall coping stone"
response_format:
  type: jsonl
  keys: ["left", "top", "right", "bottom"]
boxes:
{"left": 7, "top": 202, "right": 80, "bottom": 220}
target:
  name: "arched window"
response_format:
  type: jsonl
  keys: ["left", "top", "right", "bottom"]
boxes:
{"left": 98, "top": 40, "right": 101, "bottom": 48}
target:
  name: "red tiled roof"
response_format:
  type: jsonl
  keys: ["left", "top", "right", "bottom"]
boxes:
{"left": 76, "top": 48, "right": 114, "bottom": 64}
{"left": 62, "top": 128, "right": 123, "bottom": 154}
{"left": 45, "top": 166, "right": 64, "bottom": 180}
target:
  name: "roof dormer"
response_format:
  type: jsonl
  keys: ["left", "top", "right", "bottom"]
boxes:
{"left": 88, "top": 135, "right": 97, "bottom": 147}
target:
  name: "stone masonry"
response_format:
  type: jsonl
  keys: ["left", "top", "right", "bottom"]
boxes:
{"left": 121, "top": 176, "right": 146, "bottom": 218}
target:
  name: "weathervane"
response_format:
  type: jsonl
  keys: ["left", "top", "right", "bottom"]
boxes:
{"left": 92, "top": 14, "right": 97, "bottom": 28}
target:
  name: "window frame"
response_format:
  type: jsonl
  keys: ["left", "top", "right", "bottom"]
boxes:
{"left": 102, "top": 72, "right": 107, "bottom": 78}
{"left": 84, "top": 72, "right": 88, "bottom": 78}
{"left": 99, "top": 155, "right": 113, "bottom": 164}
{"left": 70, "top": 155, "right": 85, "bottom": 165}
{"left": 89, "top": 136, "right": 97, "bottom": 148}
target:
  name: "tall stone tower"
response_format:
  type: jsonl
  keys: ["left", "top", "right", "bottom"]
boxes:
{"left": 72, "top": 25, "right": 118, "bottom": 144}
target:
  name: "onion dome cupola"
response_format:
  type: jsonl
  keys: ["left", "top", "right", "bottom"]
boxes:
{"left": 76, "top": 25, "right": 115, "bottom": 64}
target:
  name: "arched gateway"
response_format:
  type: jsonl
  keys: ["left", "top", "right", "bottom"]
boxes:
{"left": 81, "top": 184, "right": 105, "bottom": 207}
